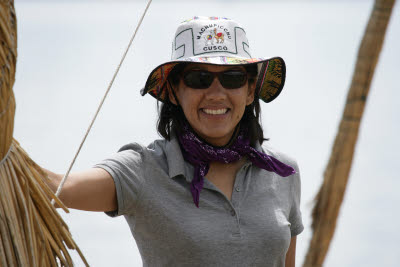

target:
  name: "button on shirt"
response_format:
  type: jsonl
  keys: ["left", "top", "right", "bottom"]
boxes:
{"left": 95, "top": 136, "right": 304, "bottom": 267}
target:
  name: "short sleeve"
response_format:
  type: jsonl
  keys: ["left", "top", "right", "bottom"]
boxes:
{"left": 260, "top": 143, "right": 304, "bottom": 237}
{"left": 288, "top": 161, "right": 304, "bottom": 236}
{"left": 94, "top": 143, "right": 146, "bottom": 217}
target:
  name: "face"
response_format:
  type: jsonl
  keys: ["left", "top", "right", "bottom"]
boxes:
{"left": 170, "top": 64, "right": 255, "bottom": 147}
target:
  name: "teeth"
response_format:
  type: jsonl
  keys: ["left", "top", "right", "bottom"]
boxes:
{"left": 203, "top": 108, "right": 228, "bottom": 115}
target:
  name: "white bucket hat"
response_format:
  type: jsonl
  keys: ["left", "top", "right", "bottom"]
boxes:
{"left": 141, "top": 16, "right": 286, "bottom": 103}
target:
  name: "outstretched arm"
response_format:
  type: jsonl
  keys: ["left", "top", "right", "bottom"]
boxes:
{"left": 44, "top": 168, "right": 117, "bottom": 212}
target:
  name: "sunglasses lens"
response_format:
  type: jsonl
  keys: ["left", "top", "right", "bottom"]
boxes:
{"left": 220, "top": 71, "right": 247, "bottom": 89}
{"left": 182, "top": 70, "right": 248, "bottom": 89}
{"left": 183, "top": 71, "right": 213, "bottom": 89}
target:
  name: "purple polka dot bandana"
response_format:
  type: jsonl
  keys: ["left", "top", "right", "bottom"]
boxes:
{"left": 177, "top": 123, "right": 296, "bottom": 207}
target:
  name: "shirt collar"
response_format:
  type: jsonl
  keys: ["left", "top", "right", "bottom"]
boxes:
{"left": 254, "top": 140, "right": 263, "bottom": 152}
{"left": 165, "top": 135, "right": 191, "bottom": 181}
{"left": 164, "top": 134, "right": 264, "bottom": 183}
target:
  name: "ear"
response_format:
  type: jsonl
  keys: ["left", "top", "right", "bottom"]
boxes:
{"left": 246, "top": 80, "right": 256, "bottom": 105}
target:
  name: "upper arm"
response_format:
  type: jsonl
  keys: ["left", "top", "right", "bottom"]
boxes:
{"left": 285, "top": 236, "right": 297, "bottom": 267}
{"left": 46, "top": 168, "right": 117, "bottom": 212}
{"left": 289, "top": 161, "right": 304, "bottom": 236}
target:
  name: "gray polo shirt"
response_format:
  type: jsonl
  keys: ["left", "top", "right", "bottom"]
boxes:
{"left": 95, "top": 136, "right": 303, "bottom": 267}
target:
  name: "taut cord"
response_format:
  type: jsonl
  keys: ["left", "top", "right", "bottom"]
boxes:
{"left": 52, "top": 0, "right": 153, "bottom": 205}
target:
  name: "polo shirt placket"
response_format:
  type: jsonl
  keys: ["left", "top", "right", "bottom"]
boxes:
{"left": 201, "top": 161, "right": 252, "bottom": 239}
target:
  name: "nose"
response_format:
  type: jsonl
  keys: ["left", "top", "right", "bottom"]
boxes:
{"left": 205, "top": 76, "right": 226, "bottom": 101}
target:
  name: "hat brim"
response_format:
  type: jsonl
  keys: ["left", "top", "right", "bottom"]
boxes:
{"left": 140, "top": 56, "right": 286, "bottom": 103}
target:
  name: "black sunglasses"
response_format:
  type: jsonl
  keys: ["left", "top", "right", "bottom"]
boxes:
{"left": 182, "top": 69, "right": 248, "bottom": 89}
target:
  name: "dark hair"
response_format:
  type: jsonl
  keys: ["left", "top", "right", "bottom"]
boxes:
{"left": 157, "top": 63, "right": 265, "bottom": 146}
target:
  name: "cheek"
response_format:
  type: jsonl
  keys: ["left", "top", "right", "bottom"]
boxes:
{"left": 232, "top": 92, "right": 250, "bottom": 121}
{"left": 237, "top": 105, "right": 246, "bottom": 120}
{"left": 233, "top": 91, "right": 249, "bottom": 109}
{"left": 182, "top": 103, "right": 196, "bottom": 119}
{"left": 178, "top": 91, "right": 201, "bottom": 116}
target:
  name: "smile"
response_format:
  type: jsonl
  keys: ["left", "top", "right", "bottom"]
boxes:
{"left": 202, "top": 108, "right": 228, "bottom": 115}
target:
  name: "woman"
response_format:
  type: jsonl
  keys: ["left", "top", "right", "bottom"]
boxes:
{"left": 47, "top": 16, "right": 303, "bottom": 266}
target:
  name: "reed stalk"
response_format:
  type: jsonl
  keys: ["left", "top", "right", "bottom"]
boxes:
{"left": 303, "top": 0, "right": 396, "bottom": 266}
{"left": 1, "top": 0, "right": 88, "bottom": 266}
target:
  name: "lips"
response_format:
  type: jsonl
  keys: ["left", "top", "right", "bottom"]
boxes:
{"left": 202, "top": 108, "right": 228, "bottom": 115}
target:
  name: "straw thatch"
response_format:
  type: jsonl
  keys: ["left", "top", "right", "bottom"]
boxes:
{"left": 1, "top": 0, "right": 88, "bottom": 266}
{"left": 303, "top": 0, "right": 396, "bottom": 266}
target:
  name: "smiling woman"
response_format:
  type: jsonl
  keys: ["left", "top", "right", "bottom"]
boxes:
{"left": 45, "top": 16, "right": 303, "bottom": 267}
{"left": 168, "top": 64, "right": 256, "bottom": 146}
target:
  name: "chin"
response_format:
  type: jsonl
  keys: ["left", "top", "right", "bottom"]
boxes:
{"left": 198, "top": 128, "right": 235, "bottom": 145}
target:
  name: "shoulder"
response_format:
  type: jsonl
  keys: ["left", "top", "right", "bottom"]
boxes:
{"left": 116, "top": 138, "right": 185, "bottom": 172}
{"left": 118, "top": 139, "right": 166, "bottom": 154}
{"left": 260, "top": 142, "right": 300, "bottom": 174}
{"left": 117, "top": 139, "right": 169, "bottom": 165}
{"left": 95, "top": 140, "right": 164, "bottom": 174}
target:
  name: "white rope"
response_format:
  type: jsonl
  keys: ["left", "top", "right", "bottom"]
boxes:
{"left": 52, "top": 0, "right": 153, "bottom": 205}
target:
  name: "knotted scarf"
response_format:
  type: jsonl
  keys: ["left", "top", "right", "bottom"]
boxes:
{"left": 177, "top": 123, "right": 296, "bottom": 207}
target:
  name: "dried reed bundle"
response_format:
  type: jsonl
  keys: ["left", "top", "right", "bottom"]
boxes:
{"left": 1, "top": 0, "right": 88, "bottom": 266}
{"left": 0, "top": 140, "right": 88, "bottom": 267}
{"left": 303, "top": 0, "right": 396, "bottom": 266}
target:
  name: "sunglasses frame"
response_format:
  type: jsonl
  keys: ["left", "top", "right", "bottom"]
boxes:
{"left": 181, "top": 69, "right": 249, "bottom": 90}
